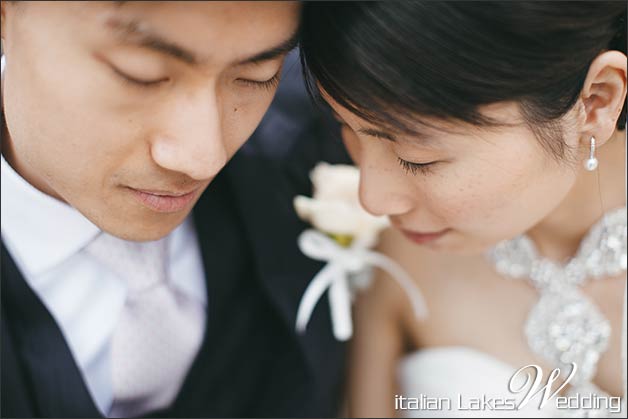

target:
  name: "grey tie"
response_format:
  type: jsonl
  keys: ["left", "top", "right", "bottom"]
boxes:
{"left": 85, "top": 232, "right": 205, "bottom": 417}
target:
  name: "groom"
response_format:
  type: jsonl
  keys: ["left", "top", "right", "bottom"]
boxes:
{"left": 1, "top": 2, "right": 347, "bottom": 418}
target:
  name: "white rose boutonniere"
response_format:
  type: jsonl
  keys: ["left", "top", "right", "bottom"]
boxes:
{"left": 294, "top": 162, "right": 428, "bottom": 341}
{"left": 294, "top": 162, "right": 389, "bottom": 248}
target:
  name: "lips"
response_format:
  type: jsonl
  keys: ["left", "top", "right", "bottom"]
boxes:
{"left": 400, "top": 228, "right": 450, "bottom": 245}
{"left": 128, "top": 187, "right": 200, "bottom": 213}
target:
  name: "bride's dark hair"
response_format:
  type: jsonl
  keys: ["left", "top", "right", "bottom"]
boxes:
{"left": 300, "top": 1, "right": 626, "bottom": 159}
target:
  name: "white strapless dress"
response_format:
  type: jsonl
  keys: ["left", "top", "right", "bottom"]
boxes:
{"left": 397, "top": 346, "right": 625, "bottom": 418}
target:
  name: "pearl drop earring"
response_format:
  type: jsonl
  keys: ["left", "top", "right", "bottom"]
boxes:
{"left": 584, "top": 136, "right": 598, "bottom": 171}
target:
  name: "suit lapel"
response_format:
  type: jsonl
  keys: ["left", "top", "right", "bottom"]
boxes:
{"left": 222, "top": 148, "right": 342, "bottom": 376}
{"left": 1, "top": 241, "right": 101, "bottom": 418}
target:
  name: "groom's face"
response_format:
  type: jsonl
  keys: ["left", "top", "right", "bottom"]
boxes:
{"left": 1, "top": 1, "right": 299, "bottom": 241}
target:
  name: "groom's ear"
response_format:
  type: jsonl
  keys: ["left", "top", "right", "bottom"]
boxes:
{"left": 579, "top": 50, "right": 627, "bottom": 147}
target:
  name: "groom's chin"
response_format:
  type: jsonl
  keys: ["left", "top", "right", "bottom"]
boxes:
{"left": 99, "top": 213, "right": 190, "bottom": 242}
{"left": 88, "top": 192, "right": 207, "bottom": 242}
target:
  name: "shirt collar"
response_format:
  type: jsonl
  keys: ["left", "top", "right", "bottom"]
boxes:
{"left": 1, "top": 154, "right": 101, "bottom": 276}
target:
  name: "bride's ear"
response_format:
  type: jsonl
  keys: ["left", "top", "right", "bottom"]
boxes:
{"left": 579, "top": 50, "right": 627, "bottom": 147}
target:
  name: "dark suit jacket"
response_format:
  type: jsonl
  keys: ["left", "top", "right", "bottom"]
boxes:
{"left": 1, "top": 51, "right": 350, "bottom": 418}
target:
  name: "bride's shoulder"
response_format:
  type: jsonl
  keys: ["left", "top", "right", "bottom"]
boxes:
{"left": 370, "top": 227, "right": 490, "bottom": 344}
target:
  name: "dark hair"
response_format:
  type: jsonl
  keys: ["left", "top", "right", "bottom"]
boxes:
{"left": 300, "top": 1, "right": 627, "bottom": 159}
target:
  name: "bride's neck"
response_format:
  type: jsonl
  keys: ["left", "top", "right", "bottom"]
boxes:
{"left": 527, "top": 129, "right": 626, "bottom": 262}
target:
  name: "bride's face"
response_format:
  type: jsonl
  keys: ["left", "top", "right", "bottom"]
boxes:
{"left": 328, "top": 98, "right": 585, "bottom": 253}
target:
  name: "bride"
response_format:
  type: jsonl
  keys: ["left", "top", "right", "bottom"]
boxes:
{"left": 300, "top": 2, "right": 626, "bottom": 417}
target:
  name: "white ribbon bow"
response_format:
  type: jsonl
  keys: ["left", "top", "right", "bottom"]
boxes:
{"left": 295, "top": 229, "right": 429, "bottom": 341}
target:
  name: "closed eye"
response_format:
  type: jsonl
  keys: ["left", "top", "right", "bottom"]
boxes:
{"left": 236, "top": 72, "right": 281, "bottom": 91}
{"left": 397, "top": 157, "right": 436, "bottom": 175}
{"left": 111, "top": 66, "right": 169, "bottom": 88}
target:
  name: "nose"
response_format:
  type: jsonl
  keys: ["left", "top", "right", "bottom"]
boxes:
{"left": 358, "top": 161, "right": 415, "bottom": 218}
{"left": 151, "top": 87, "right": 227, "bottom": 181}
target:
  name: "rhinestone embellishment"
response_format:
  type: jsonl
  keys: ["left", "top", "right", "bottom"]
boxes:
{"left": 525, "top": 287, "right": 611, "bottom": 386}
{"left": 487, "top": 206, "right": 627, "bottom": 388}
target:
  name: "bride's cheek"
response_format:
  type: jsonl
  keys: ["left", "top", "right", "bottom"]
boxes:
{"left": 423, "top": 167, "right": 489, "bottom": 223}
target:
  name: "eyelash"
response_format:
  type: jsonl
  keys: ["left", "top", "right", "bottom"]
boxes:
{"left": 397, "top": 157, "right": 436, "bottom": 175}
{"left": 237, "top": 72, "right": 281, "bottom": 91}
{"left": 112, "top": 67, "right": 168, "bottom": 89}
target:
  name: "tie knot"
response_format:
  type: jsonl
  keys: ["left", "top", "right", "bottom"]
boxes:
{"left": 84, "top": 232, "right": 169, "bottom": 295}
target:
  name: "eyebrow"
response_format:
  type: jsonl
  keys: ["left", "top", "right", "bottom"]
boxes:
{"left": 106, "top": 17, "right": 299, "bottom": 66}
{"left": 331, "top": 107, "right": 442, "bottom": 147}
{"left": 357, "top": 126, "right": 444, "bottom": 150}
{"left": 357, "top": 127, "right": 398, "bottom": 142}
{"left": 236, "top": 31, "right": 300, "bottom": 65}
{"left": 330, "top": 111, "right": 398, "bottom": 141}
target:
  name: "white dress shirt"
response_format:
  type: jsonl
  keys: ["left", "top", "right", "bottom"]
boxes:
{"left": 0, "top": 154, "right": 207, "bottom": 416}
